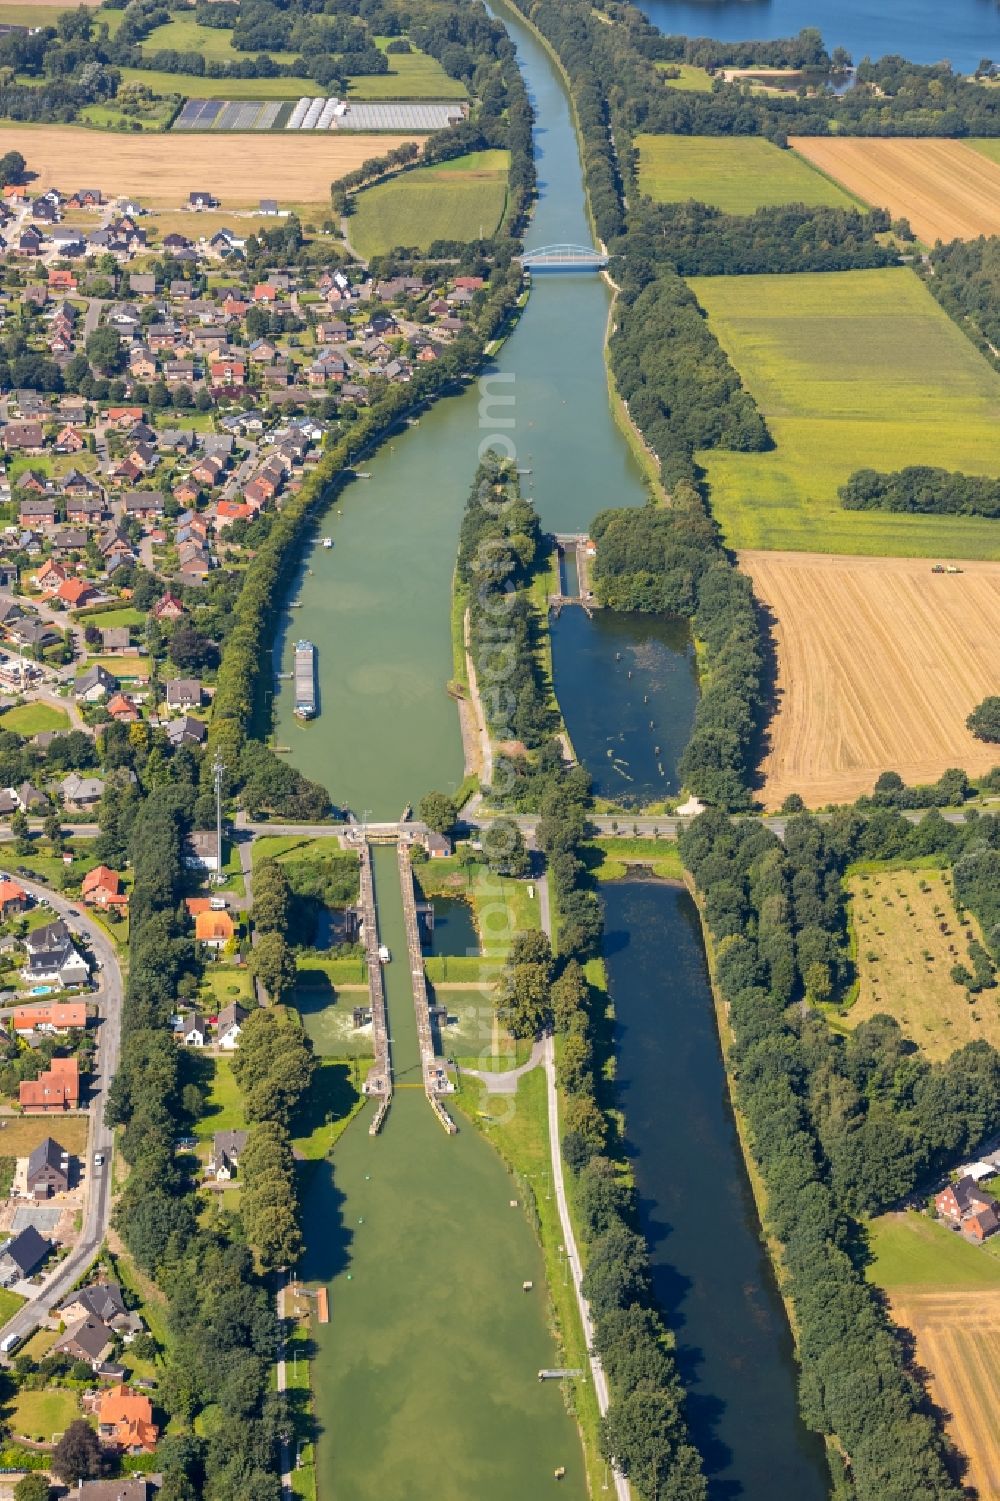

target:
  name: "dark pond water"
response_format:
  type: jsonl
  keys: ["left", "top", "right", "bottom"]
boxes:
{"left": 634, "top": 0, "right": 1000, "bottom": 71}
{"left": 550, "top": 607, "right": 698, "bottom": 804}
{"left": 603, "top": 877, "right": 830, "bottom": 1501}
{"left": 422, "top": 895, "right": 480, "bottom": 958}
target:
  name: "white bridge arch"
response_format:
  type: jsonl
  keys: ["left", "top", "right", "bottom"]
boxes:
{"left": 519, "top": 243, "right": 609, "bottom": 269}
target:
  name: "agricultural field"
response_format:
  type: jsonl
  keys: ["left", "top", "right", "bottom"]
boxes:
{"left": 636, "top": 134, "right": 853, "bottom": 214}
{"left": 790, "top": 136, "right": 1000, "bottom": 244}
{"left": 0, "top": 126, "right": 423, "bottom": 206}
{"left": 844, "top": 867, "right": 1000, "bottom": 1060}
{"left": 349, "top": 150, "right": 509, "bottom": 259}
{"left": 692, "top": 268, "right": 1000, "bottom": 557}
{"left": 868, "top": 1214, "right": 1000, "bottom": 1500}
{"left": 739, "top": 551, "right": 1000, "bottom": 807}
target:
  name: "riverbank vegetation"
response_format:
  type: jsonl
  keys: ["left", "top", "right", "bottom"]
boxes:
{"left": 456, "top": 453, "right": 555, "bottom": 751}
{"left": 680, "top": 802, "right": 1000, "bottom": 1497}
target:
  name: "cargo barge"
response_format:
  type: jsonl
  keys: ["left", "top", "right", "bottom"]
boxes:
{"left": 294, "top": 639, "right": 317, "bottom": 720}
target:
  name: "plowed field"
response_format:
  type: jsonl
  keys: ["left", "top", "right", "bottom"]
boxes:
{"left": 789, "top": 136, "right": 1000, "bottom": 243}
{"left": 739, "top": 551, "right": 1000, "bottom": 807}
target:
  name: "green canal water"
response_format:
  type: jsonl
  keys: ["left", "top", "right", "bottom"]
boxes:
{"left": 301, "top": 848, "right": 588, "bottom": 1501}
{"left": 271, "top": 0, "right": 650, "bottom": 820}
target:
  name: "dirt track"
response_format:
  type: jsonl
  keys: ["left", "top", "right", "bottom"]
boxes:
{"left": 2, "top": 126, "right": 423, "bottom": 207}
{"left": 740, "top": 551, "right": 1000, "bottom": 808}
{"left": 890, "top": 1288, "right": 1000, "bottom": 1500}
{"left": 790, "top": 136, "right": 1000, "bottom": 243}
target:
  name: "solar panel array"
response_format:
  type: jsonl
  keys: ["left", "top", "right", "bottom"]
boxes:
{"left": 173, "top": 96, "right": 464, "bottom": 132}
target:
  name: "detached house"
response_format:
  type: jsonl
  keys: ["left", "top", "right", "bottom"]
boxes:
{"left": 22, "top": 920, "right": 89, "bottom": 988}
{"left": 19, "top": 1056, "right": 81, "bottom": 1112}
{"left": 936, "top": 1175, "right": 1000, "bottom": 1241}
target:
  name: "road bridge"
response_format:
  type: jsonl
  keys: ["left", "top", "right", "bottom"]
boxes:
{"left": 519, "top": 243, "right": 608, "bottom": 270}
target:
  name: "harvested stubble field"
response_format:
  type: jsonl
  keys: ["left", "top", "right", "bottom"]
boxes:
{"left": 888, "top": 1288, "right": 1000, "bottom": 1500}
{"left": 2, "top": 126, "right": 422, "bottom": 205}
{"left": 740, "top": 551, "right": 1000, "bottom": 808}
{"left": 790, "top": 136, "right": 1000, "bottom": 244}
{"left": 636, "top": 133, "right": 853, "bottom": 214}
{"left": 692, "top": 268, "right": 1000, "bottom": 558}
{"left": 844, "top": 868, "right": 999, "bottom": 1060}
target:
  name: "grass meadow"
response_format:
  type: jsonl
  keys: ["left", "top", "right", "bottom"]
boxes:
{"left": 349, "top": 149, "right": 509, "bottom": 258}
{"left": 636, "top": 134, "right": 854, "bottom": 214}
{"left": 655, "top": 62, "right": 714, "bottom": 92}
{"left": 868, "top": 1212, "right": 1000, "bottom": 1288}
{"left": 691, "top": 268, "right": 1000, "bottom": 557}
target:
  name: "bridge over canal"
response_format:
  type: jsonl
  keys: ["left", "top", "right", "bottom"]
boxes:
{"left": 520, "top": 244, "right": 608, "bottom": 270}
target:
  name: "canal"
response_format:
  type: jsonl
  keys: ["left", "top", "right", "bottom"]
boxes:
{"left": 603, "top": 878, "right": 829, "bottom": 1500}
{"left": 289, "top": 0, "right": 829, "bottom": 1496}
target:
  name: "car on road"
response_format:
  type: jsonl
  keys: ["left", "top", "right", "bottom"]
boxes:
{"left": 93, "top": 1153, "right": 105, "bottom": 1169}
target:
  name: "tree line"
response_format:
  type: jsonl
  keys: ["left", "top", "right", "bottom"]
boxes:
{"left": 920, "top": 237, "right": 1000, "bottom": 368}
{"left": 106, "top": 780, "right": 286, "bottom": 1501}
{"left": 839, "top": 465, "right": 1000, "bottom": 517}
{"left": 679, "top": 803, "right": 1000, "bottom": 1499}
{"left": 457, "top": 453, "right": 555, "bottom": 749}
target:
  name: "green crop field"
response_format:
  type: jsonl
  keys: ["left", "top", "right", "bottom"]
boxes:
{"left": 140, "top": 17, "right": 301, "bottom": 63}
{"left": 968, "top": 138, "right": 1000, "bottom": 167}
{"left": 119, "top": 66, "right": 315, "bottom": 100}
{"left": 655, "top": 62, "right": 714, "bottom": 92}
{"left": 349, "top": 149, "right": 509, "bottom": 258}
{"left": 636, "top": 134, "right": 854, "bottom": 214}
{"left": 690, "top": 267, "right": 1000, "bottom": 557}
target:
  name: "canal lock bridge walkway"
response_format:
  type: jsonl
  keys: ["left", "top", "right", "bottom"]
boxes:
{"left": 549, "top": 533, "right": 597, "bottom": 616}
{"left": 357, "top": 835, "right": 459, "bottom": 1135}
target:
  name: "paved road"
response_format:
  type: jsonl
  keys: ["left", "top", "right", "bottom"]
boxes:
{"left": 537, "top": 873, "right": 630, "bottom": 1501}
{"left": 0, "top": 876, "right": 123, "bottom": 1355}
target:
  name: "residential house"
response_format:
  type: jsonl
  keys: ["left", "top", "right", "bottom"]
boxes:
{"left": 152, "top": 593, "right": 185, "bottom": 621}
{"left": 0, "top": 1225, "right": 51, "bottom": 1285}
{"left": 0, "top": 878, "right": 28, "bottom": 917}
{"left": 56, "top": 577, "right": 99, "bottom": 609}
{"left": 209, "top": 1128, "right": 248, "bottom": 1179}
{"left": 416, "top": 829, "right": 452, "bottom": 859}
{"left": 82, "top": 865, "right": 128, "bottom": 910}
{"left": 13, "top": 1002, "right": 87, "bottom": 1034}
{"left": 61, "top": 772, "right": 104, "bottom": 810}
{"left": 100, "top": 627, "right": 131, "bottom": 655}
{"left": 123, "top": 492, "right": 165, "bottom": 522}
{"left": 70, "top": 1476, "right": 156, "bottom": 1500}
{"left": 54, "top": 424, "right": 85, "bottom": 454}
{"left": 216, "top": 1002, "right": 248, "bottom": 1050}
{"left": 106, "top": 693, "right": 139, "bottom": 724}
{"left": 60, "top": 1279, "right": 136, "bottom": 1331}
{"left": 19, "top": 1057, "right": 80, "bottom": 1117}
{"left": 55, "top": 1315, "right": 114, "bottom": 1369}
{"left": 19, "top": 497, "right": 56, "bottom": 528}
{"left": 166, "top": 714, "right": 207, "bottom": 748}
{"left": 176, "top": 1012, "right": 206, "bottom": 1047}
{"left": 25, "top": 1136, "right": 70, "bottom": 1198}
{"left": 95, "top": 1383, "right": 159, "bottom": 1452}
{"left": 165, "top": 678, "right": 202, "bottom": 710}
{"left": 194, "top": 910, "right": 234, "bottom": 949}
{"left": 184, "top": 830, "right": 219, "bottom": 872}
{"left": 22, "top": 920, "right": 89, "bottom": 988}
{"left": 935, "top": 1175, "right": 1000, "bottom": 1241}
{"left": 74, "top": 664, "right": 117, "bottom": 701}
{"left": 189, "top": 190, "right": 218, "bottom": 210}
{"left": 129, "top": 273, "right": 156, "bottom": 296}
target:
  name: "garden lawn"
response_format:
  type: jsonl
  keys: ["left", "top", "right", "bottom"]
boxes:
{"left": 198, "top": 967, "right": 253, "bottom": 1009}
{"left": 584, "top": 838, "right": 684, "bottom": 882}
{"left": 79, "top": 606, "right": 144, "bottom": 628}
{"left": 349, "top": 150, "right": 509, "bottom": 259}
{"left": 636, "top": 134, "right": 853, "bottom": 214}
{"left": 414, "top": 854, "right": 539, "bottom": 956}
{"left": 691, "top": 268, "right": 1000, "bottom": 557}
{"left": 9, "top": 1387, "right": 81, "bottom": 1442}
{"left": 193, "top": 1057, "right": 246, "bottom": 1140}
{"left": 0, "top": 703, "right": 69, "bottom": 735}
{"left": 867, "top": 1211, "right": 1000, "bottom": 1289}
{"left": 0, "top": 1117, "right": 88, "bottom": 1156}
{"left": 0, "top": 1288, "right": 23, "bottom": 1325}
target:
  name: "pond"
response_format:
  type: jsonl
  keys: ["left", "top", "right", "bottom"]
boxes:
{"left": 422, "top": 894, "right": 480, "bottom": 958}
{"left": 550, "top": 606, "right": 699, "bottom": 805}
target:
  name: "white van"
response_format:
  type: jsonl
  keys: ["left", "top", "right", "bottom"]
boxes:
{"left": 1, "top": 1332, "right": 20, "bottom": 1354}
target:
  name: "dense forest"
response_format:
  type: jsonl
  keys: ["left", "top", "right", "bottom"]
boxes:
{"left": 840, "top": 466, "right": 1000, "bottom": 517}
{"left": 681, "top": 803, "right": 1000, "bottom": 1501}
{"left": 456, "top": 453, "right": 555, "bottom": 749}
